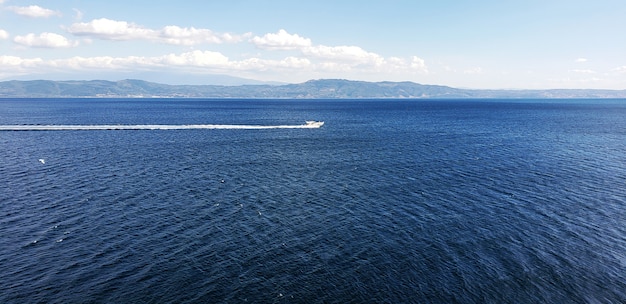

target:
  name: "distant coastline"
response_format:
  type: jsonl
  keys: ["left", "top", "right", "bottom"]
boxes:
{"left": 1, "top": 79, "right": 625, "bottom": 99}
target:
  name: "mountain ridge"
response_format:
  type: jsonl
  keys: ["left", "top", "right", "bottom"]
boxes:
{"left": 1, "top": 79, "right": 625, "bottom": 99}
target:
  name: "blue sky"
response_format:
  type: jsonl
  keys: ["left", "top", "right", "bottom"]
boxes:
{"left": 1, "top": 0, "right": 625, "bottom": 89}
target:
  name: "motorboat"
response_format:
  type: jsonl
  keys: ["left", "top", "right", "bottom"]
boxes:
{"left": 304, "top": 121, "right": 324, "bottom": 128}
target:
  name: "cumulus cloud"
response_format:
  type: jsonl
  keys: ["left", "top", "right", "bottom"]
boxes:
{"left": 7, "top": 5, "right": 62, "bottom": 18}
{"left": 0, "top": 29, "right": 8, "bottom": 40}
{"left": 410, "top": 56, "right": 427, "bottom": 72}
{"left": 160, "top": 26, "right": 244, "bottom": 45}
{"left": 0, "top": 43, "right": 428, "bottom": 81}
{"left": 303, "top": 45, "right": 383, "bottom": 65}
{"left": 67, "top": 18, "right": 246, "bottom": 45}
{"left": 14, "top": 32, "right": 79, "bottom": 48}
{"left": 64, "top": 24, "right": 430, "bottom": 78}
{"left": 154, "top": 51, "right": 313, "bottom": 71}
{"left": 0, "top": 56, "right": 45, "bottom": 70}
{"left": 575, "top": 58, "right": 588, "bottom": 63}
{"left": 250, "top": 29, "right": 427, "bottom": 74}
{"left": 252, "top": 29, "right": 391, "bottom": 67}
{"left": 251, "top": 29, "right": 312, "bottom": 50}
{"left": 0, "top": 51, "right": 322, "bottom": 75}
{"left": 67, "top": 18, "right": 152, "bottom": 40}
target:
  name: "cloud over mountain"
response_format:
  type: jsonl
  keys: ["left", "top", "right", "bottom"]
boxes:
{"left": 14, "top": 33, "right": 78, "bottom": 48}
{"left": 67, "top": 18, "right": 247, "bottom": 45}
{"left": 251, "top": 29, "right": 312, "bottom": 50}
{"left": 2, "top": 22, "right": 429, "bottom": 82}
{"left": 250, "top": 29, "right": 428, "bottom": 74}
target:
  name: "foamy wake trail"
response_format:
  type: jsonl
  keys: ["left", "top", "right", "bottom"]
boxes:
{"left": 0, "top": 122, "right": 324, "bottom": 131}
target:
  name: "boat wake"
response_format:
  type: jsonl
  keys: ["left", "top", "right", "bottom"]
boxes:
{"left": 0, "top": 121, "right": 324, "bottom": 131}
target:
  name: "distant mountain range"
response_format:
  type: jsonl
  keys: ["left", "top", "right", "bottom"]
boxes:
{"left": 1, "top": 79, "right": 625, "bottom": 99}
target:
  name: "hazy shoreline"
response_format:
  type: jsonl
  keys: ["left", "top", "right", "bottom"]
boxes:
{"left": 1, "top": 79, "right": 625, "bottom": 99}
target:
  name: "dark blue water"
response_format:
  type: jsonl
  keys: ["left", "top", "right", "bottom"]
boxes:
{"left": 1, "top": 99, "right": 625, "bottom": 303}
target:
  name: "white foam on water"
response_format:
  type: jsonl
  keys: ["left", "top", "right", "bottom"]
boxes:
{"left": 0, "top": 121, "right": 324, "bottom": 131}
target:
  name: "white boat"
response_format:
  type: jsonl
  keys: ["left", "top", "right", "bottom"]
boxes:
{"left": 304, "top": 121, "right": 324, "bottom": 128}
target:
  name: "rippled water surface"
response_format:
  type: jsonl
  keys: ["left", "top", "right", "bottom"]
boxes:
{"left": 1, "top": 99, "right": 625, "bottom": 303}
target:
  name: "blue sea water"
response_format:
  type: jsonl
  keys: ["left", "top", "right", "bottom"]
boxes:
{"left": 1, "top": 98, "right": 625, "bottom": 303}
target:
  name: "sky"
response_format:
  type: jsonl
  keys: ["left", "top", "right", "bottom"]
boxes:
{"left": 0, "top": 0, "right": 625, "bottom": 89}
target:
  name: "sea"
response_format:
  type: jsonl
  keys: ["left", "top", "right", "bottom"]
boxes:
{"left": 1, "top": 98, "right": 625, "bottom": 303}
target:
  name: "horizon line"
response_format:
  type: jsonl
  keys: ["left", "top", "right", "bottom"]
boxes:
{"left": 1, "top": 78, "right": 625, "bottom": 92}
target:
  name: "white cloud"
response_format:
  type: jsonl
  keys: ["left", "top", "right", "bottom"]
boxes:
{"left": 14, "top": 32, "right": 79, "bottom": 48}
{"left": 278, "top": 56, "right": 311, "bottom": 68}
{"left": 156, "top": 51, "right": 314, "bottom": 71}
{"left": 161, "top": 50, "right": 230, "bottom": 66}
{"left": 0, "top": 51, "right": 236, "bottom": 74}
{"left": 0, "top": 52, "right": 347, "bottom": 75}
{"left": 612, "top": 66, "right": 626, "bottom": 74}
{"left": 66, "top": 24, "right": 429, "bottom": 78}
{"left": 570, "top": 69, "right": 596, "bottom": 74}
{"left": 0, "top": 29, "right": 8, "bottom": 40}
{"left": 251, "top": 29, "right": 312, "bottom": 50}
{"left": 575, "top": 58, "right": 588, "bottom": 63}
{"left": 160, "top": 26, "right": 244, "bottom": 45}
{"left": 0, "top": 55, "right": 45, "bottom": 69}
{"left": 410, "top": 56, "right": 427, "bottom": 72}
{"left": 48, "top": 55, "right": 151, "bottom": 70}
{"left": 7, "top": 5, "right": 62, "bottom": 18}
{"left": 303, "top": 45, "right": 383, "bottom": 65}
{"left": 250, "top": 29, "right": 427, "bottom": 74}
{"left": 67, "top": 18, "right": 246, "bottom": 45}
{"left": 252, "top": 30, "right": 392, "bottom": 67}
{"left": 0, "top": 46, "right": 429, "bottom": 83}
{"left": 67, "top": 18, "right": 152, "bottom": 41}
